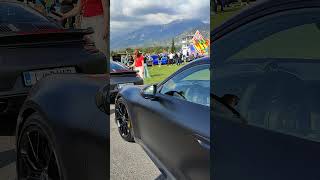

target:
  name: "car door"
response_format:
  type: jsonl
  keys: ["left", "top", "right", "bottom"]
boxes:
{"left": 212, "top": 7, "right": 320, "bottom": 180}
{"left": 136, "top": 64, "right": 210, "bottom": 179}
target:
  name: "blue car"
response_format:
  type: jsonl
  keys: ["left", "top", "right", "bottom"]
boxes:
{"left": 151, "top": 55, "right": 168, "bottom": 65}
{"left": 160, "top": 56, "right": 168, "bottom": 65}
{"left": 151, "top": 55, "right": 159, "bottom": 65}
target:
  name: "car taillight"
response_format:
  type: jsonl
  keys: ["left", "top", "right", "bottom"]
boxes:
{"left": 83, "top": 36, "right": 100, "bottom": 53}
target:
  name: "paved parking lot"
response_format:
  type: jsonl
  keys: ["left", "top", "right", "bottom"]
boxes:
{"left": 110, "top": 104, "right": 161, "bottom": 180}
{"left": 0, "top": 137, "right": 16, "bottom": 180}
{"left": 0, "top": 116, "right": 17, "bottom": 180}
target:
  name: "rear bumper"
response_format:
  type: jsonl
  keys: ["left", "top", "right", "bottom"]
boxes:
{"left": 0, "top": 93, "right": 28, "bottom": 116}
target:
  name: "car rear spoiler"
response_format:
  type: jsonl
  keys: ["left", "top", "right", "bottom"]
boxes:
{"left": 111, "top": 71, "right": 137, "bottom": 76}
{"left": 0, "top": 28, "right": 94, "bottom": 47}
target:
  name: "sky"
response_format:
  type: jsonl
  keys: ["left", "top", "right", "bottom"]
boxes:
{"left": 110, "top": 0, "right": 210, "bottom": 38}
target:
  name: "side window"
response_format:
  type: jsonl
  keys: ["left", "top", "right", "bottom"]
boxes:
{"left": 160, "top": 64, "right": 210, "bottom": 106}
{"left": 214, "top": 65, "right": 266, "bottom": 127}
{"left": 213, "top": 8, "right": 320, "bottom": 142}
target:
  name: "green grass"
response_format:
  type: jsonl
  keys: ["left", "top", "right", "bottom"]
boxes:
{"left": 144, "top": 64, "right": 184, "bottom": 85}
{"left": 211, "top": 5, "right": 245, "bottom": 30}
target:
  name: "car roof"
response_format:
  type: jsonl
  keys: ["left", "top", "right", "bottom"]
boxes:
{"left": 194, "top": 56, "right": 210, "bottom": 63}
{"left": 185, "top": 56, "right": 210, "bottom": 68}
{"left": 110, "top": 60, "right": 128, "bottom": 67}
{"left": 212, "top": 0, "right": 320, "bottom": 41}
{"left": 111, "top": 60, "right": 122, "bottom": 65}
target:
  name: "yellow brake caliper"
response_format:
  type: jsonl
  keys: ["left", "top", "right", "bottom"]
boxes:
{"left": 127, "top": 119, "right": 131, "bottom": 128}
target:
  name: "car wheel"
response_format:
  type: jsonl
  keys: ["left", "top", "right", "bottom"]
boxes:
{"left": 115, "top": 97, "right": 134, "bottom": 142}
{"left": 17, "top": 112, "right": 63, "bottom": 180}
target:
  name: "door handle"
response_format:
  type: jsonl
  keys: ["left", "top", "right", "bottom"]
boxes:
{"left": 193, "top": 134, "right": 210, "bottom": 150}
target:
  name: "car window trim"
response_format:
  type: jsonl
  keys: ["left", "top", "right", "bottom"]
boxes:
{"left": 212, "top": 4, "right": 320, "bottom": 42}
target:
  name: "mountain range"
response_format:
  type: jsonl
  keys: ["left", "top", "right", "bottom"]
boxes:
{"left": 110, "top": 19, "right": 210, "bottom": 50}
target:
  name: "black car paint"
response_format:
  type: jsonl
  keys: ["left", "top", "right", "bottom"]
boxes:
{"left": 110, "top": 61, "right": 143, "bottom": 101}
{"left": 116, "top": 58, "right": 210, "bottom": 180}
{"left": 16, "top": 74, "right": 109, "bottom": 180}
{"left": 0, "top": 1, "right": 106, "bottom": 117}
{"left": 212, "top": 0, "right": 320, "bottom": 179}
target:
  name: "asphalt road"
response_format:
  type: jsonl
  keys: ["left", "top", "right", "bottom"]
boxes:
{"left": 110, "top": 104, "right": 161, "bottom": 180}
{"left": 0, "top": 116, "right": 17, "bottom": 180}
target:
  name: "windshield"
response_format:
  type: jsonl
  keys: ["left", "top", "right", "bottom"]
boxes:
{"left": 110, "top": 61, "right": 129, "bottom": 72}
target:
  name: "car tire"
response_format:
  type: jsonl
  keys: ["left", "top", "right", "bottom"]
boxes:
{"left": 115, "top": 97, "right": 135, "bottom": 142}
{"left": 155, "top": 174, "right": 168, "bottom": 180}
{"left": 17, "top": 112, "right": 64, "bottom": 180}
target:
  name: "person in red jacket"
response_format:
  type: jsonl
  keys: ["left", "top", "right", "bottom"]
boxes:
{"left": 131, "top": 49, "right": 144, "bottom": 79}
{"left": 61, "top": 0, "right": 108, "bottom": 57}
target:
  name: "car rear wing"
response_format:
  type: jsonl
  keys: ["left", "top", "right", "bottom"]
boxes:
{"left": 0, "top": 28, "right": 94, "bottom": 47}
{"left": 111, "top": 71, "right": 137, "bottom": 75}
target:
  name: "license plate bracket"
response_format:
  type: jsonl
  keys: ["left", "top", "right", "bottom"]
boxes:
{"left": 23, "top": 67, "right": 76, "bottom": 86}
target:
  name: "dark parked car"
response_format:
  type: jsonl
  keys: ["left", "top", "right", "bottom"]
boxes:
{"left": 0, "top": 1, "right": 106, "bottom": 121}
{"left": 16, "top": 74, "right": 109, "bottom": 180}
{"left": 212, "top": 0, "right": 320, "bottom": 179}
{"left": 110, "top": 61, "right": 143, "bottom": 102}
{"left": 115, "top": 57, "right": 210, "bottom": 180}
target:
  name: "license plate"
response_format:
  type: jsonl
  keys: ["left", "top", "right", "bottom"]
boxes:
{"left": 23, "top": 67, "right": 76, "bottom": 86}
{"left": 117, "top": 83, "right": 134, "bottom": 89}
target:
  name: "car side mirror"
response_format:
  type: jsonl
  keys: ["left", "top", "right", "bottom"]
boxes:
{"left": 96, "top": 84, "right": 110, "bottom": 114}
{"left": 142, "top": 84, "right": 159, "bottom": 100}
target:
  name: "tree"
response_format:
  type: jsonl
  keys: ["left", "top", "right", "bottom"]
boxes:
{"left": 171, "top": 38, "right": 175, "bottom": 53}
{"left": 110, "top": 51, "right": 117, "bottom": 57}
{"left": 125, "top": 48, "right": 134, "bottom": 54}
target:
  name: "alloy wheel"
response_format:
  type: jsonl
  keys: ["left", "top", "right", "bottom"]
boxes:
{"left": 17, "top": 126, "right": 61, "bottom": 180}
{"left": 115, "top": 103, "right": 131, "bottom": 138}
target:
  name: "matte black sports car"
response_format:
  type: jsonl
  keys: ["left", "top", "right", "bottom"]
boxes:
{"left": 115, "top": 57, "right": 210, "bottom": 180}
{"left": 110, "top": 60, "right": 143, "bottom": 102}
{"left": 212, "top": 0, "right": 320, "bottom": 179}
{"left": 0, "top": 1, "right": 106, "bottom": 120}
{"left": 16, "top": 74, "right": 109, "bottom": 180}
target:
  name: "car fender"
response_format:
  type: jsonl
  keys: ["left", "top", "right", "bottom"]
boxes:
{"left": 17, "top": 74, "right": 109, "bottom": 180}
{"left": 116, "top": 85, "right": 145, "bottom": 140}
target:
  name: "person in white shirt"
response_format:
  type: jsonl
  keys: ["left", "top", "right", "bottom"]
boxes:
{"left": 168, "top": 52, "right": 174, "bottom": 65}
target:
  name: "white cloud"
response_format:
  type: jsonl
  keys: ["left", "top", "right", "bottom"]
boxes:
{"left": 110, "top": 0, "right": 210, "bottom": 37}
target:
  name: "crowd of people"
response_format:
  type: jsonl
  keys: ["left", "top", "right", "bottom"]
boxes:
{"left": 118, "top": 49, "right": 206, "bottom": 80}
{"left": 167, "top": 51, "right": 203, "bottom": 65}
{"left": 20, "top": 0, "right": 108, "bottom": 58}
{"left": 120, "top": 50, "right": 150, "bottom": 79}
